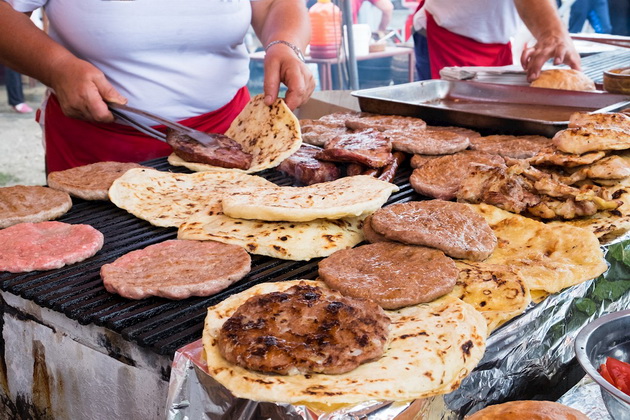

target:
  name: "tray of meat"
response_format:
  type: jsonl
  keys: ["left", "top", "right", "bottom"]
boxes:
{"left": 352, "top": 80, "right": 630, "bottom": 137}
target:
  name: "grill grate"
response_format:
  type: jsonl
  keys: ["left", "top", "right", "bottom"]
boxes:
{"left": 0, "top": 158, "right": 420, "bottom": 356}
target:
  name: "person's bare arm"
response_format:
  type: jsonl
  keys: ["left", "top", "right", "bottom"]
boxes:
{"left": 251, "top": 0, "right": 315, "bottom": 110}
{"left": 515, "top": 0, "right": 580, "bottom": 81}
{"left": 0, "top": 3, "right": 125, "bottom": 122}
{"left": 373, "top": 0, "right": 393, "bottom": 33}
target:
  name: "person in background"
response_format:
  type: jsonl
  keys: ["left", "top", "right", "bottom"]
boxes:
{"left": 353, "top": 0, "right": 394, "bottom": 34}
{"left": 0, "top": 0, "right": 315, "bottom": 173}
{"left": 3, "top": 66, "right": 33, "bottom": 113}
{"left": 608, "top": 0, "right": 629, "bottom": 35}
{"left": 568, "top": 0, "right": 613, "bottom": 34}
{"left": 412, "top": 0, "right": 581, "bottom": 81}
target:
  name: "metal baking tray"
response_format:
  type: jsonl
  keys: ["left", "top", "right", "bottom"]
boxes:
{"left": 353, "top": 80, "right": 630, "bottom": 137}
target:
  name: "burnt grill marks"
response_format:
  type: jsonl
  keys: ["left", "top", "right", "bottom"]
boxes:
{"left": 0, "top": 157, "right": 423, "bottom": 357}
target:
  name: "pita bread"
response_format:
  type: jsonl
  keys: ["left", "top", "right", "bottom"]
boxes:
{"left": 108, "top": 168, "right": 274, "bottom": 227}
{"left": 202, "top": 280, "right": 487, "bottom": 405}
{"left": 0, "top": 185, "right": 72, "bottom": 229}
{"left": 469, "top": 203, "right": 607, "bottom": 294}
{"left": 221, "top": 175, "right": 399, "bottom": 222}
{"left": 450, "top": 261, "right": 531, "bottom": 333}
{"left": 178, "top": 204, "right": 365, "bottom": 260}
{"left": 530, "top": 69, "right": 596, "bottom": 91}
{"left": 168, "top": 95, "right": 302, "bottom": 173}
{"left": 468, "top": 400, "right": 590, "bottom": 420}
{"left": 47, "top": 161, "right": 147, "bottom": 200}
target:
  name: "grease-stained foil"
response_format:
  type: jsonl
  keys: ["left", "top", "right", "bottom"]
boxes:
{"left": 166, "top": 239, "right": 630, "bottom": 419}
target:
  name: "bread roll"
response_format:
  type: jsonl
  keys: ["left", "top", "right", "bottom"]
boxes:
{"left": 467, "top": 400, "right": 590, "bottom": 420}
{"left": 530, "top": 69, "right": 596, "bottom": 91}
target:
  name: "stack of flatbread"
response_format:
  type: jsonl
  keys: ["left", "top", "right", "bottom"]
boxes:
{"left": 110, "top": 168, "right": 398, "bottom": 260}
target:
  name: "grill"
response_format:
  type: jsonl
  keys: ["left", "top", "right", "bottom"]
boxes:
{"left": 0, "top": 158, "right": 419, "bottom": 357}
{"left": 581, "top": 49, "right": 630, "bottom": 84}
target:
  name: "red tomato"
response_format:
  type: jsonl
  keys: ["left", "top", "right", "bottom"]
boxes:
{"left": 599, "top": 362, "right": 615, "bottom": 385}
{"left": 606, "top": 357, "right": 630, "bottom": 395}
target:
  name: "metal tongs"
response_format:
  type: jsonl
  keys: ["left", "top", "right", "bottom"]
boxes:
{"left": 107, "top": 102, "right": 222, "bottom": 147}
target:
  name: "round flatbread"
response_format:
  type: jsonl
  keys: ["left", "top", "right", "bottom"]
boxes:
{"left": 47, "top": 161, "right": 147, "bottom": 201}
{"left": 318, "top": 242, "right": 458, "bottom": 309}
{"left": 101, "top": 239, "right": 251, "bottom": 300}
{"left": 0, "top": 185, "right": 72, "bottom": 229}
{"left": 530, "top": 69, "right": 596, "bottom": 91}
{"left": 221, "top": 175, "right": 399, "bottom": 222}
{"left": 202, "top": 279, "right": 487, "bottom": 405}
{"left": 0, "top": 221, "right": 103, "bottom": 272}
{"left": 168, "top": 94, "right": 302, "bottom": 173}
{"left": 370, "top": 200, "right": 497, "bottom": 261}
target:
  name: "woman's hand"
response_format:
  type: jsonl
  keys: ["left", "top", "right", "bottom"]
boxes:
{"left": 263, "top": 42, "right": 315, "bottom": 110}
{"left": 48, "top": 56, "right": 127, "bottom": 123}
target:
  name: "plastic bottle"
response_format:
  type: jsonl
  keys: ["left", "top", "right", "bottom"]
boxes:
{"left": 309, "top": 0, "right": 343, "bottom": 59}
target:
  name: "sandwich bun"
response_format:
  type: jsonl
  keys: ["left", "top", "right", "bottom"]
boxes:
{"left": 530, "top": 69, "right": 596, "bottom": 91}
{"left": 467, "top": 400, "right": 590, "bottom": 420}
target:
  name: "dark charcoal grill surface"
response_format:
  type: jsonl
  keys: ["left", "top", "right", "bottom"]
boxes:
{"left": 0, "top": 158, "right": 420, "bottom": 357}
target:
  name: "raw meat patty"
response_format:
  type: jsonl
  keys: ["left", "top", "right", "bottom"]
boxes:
{"left": 217, "top": 283, "right": 390, "bottom": 374}
{"left": 410, "top": 150, "right": 505, "bottom": 200}
{"left": 319, "top": 242, "right": 458, "bottom": 309}
{"left": 0, "top": 221, "right": 104, "bottom": 272}
{"left": 370, "top": 200, "right": 497, "bottom": 261}
{"left": 101, "top": 239, "right": 251, "bottom": 300}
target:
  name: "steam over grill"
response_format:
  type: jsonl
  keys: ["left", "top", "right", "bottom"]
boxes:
{"left": 0, "top": 158, "right": 418, "bottom": 356}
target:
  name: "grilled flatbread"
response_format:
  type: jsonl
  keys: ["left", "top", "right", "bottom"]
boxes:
{"left": 450, "top": 261, "right": 531, "bottom": 333}
{"left": 221, "top": 175, "right": 399, "bottom": 222}
{"left": 469, "top": 203, "right": 607, "bottom": 294}
{"left": 47, "top": 161, "right": 146, "bottom": 201}
{"left": 168, "top": 95, "right": 302, "bottom": 173}
{"left": 0, "top": 185, "right": 72, "bottom": 229}
{"left": 178, "top": 204, "right": 365, "bottom": 261}
{"left": 108, "top": 168, "right": 274, "bottom": 227}
{"left": 202, "top": 280, "right": 487, "bottom": 405}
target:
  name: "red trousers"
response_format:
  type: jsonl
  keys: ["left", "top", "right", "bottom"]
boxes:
{"left": 40, "top": 87, "right": 250, "bottom": 173}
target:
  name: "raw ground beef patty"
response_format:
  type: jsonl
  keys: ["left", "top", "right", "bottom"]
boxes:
{"left": 369, "top": 200, "right": 498, "bottom": 261}
{"left": 0, "top": 221, "right": 104, "bottom": 273}
{"left": 101, "top": 239, "right": 251, "bottom": 300}
{"left": 217, "top": 283, "right": 390, "bottom": 375}
{"left": 318, "top": 242, "right": 458, "bottom": 309}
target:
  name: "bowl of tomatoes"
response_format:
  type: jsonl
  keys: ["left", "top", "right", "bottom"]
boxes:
{"left": 575, "top": 309, "right": 630, "bottom": 420}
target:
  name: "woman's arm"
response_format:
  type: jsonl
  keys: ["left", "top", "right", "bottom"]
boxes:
{"left": 514, "top": 0, "right": 581, "bottom": 81}
{"left": 251, "top": 0, "right": 315, "bottom": 110}
{"left": 0, "top": 3, "right": 125, "bottom": 122}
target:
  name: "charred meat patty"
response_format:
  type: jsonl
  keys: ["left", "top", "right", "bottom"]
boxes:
{"left": 217, "top": 283, "right": 390, "bottom": 375}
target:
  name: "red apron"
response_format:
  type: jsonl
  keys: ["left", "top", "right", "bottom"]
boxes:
{"left": 425, "top": 11, "right": 513, "bottom": 79}
{"left": 40, "top": 86, "right": 250, "bottom": 173}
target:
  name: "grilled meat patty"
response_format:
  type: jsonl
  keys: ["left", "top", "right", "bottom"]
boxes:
{"left": 277, "top": 144, "right": 341, "bottom": 185}
{"left": 166, "top": 128, "right": 253, "bottom": 170}
{"left": 316, "top": 128, "right": 393, "bottom": 168}
{"left": 319, "top": 242, "right": 458, "bottom": 309}
{"left": 217, "top": 283, "right": 390, "bottom": 375}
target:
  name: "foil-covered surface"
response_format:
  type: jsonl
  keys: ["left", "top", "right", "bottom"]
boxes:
{"left": 166, "top": 239, "right": 630, "bottom": 420}
{"left": 557, "top": 375, "right": 612, "bottom": 420}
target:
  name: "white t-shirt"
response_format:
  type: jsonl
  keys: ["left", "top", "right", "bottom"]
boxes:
{"left": 414, "top": 0, "right": 520, "bottom": 44}
{"left": 7, "top": 0, "right": 252, "bottom": 123}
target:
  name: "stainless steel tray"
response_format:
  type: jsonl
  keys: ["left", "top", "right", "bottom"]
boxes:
{"left": 352, "top": 80, "right": 630, "bottom": 137}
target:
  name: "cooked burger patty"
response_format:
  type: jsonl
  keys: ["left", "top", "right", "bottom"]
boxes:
{"left": 217, "top": 283, "right": 390, "bottom": 375}
{"left": 370, "top": 200, "right": 497, "bottom": 261}
{"left": 319, "top": 242, "right": 458, "bottom": 309}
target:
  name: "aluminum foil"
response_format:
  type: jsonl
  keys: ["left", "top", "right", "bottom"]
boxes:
{"left": 557, "top": 375, "right": 612, "bottom": 420}
{"left": 166, "top": 239, "right": 630, "bottom": 420}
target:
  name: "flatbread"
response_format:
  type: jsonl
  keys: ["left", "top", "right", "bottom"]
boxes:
{"left": 450, "top": 261, "right": 531, "bottom": 333}
{"left": 101, "top": 239, "right": 251, "bottom": 299}
{"left": 178, "top": 203, "right": 365, "bottom": 261}
{"left": 469, "top": 203, "right": 608, "bottom": 293}
{"left": 0, "top": 185, "right": 72, "bottom": 229}
{"left": 221, "top": 175, "right": 399, "bottom": 222}
{"left": 202, "top": 280, "right": 487, "bottom": 405}
{"left": 108, "top": 168, "right": 274, "bottom": 227}
{"left": 168, "top": 95, "right": 302, "bottom": 173}
{"left": 47, "top": 161, "right": 147, "bottom": 200}
{"left": 0, "top": 221, "right": 104, "bottom": 272}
